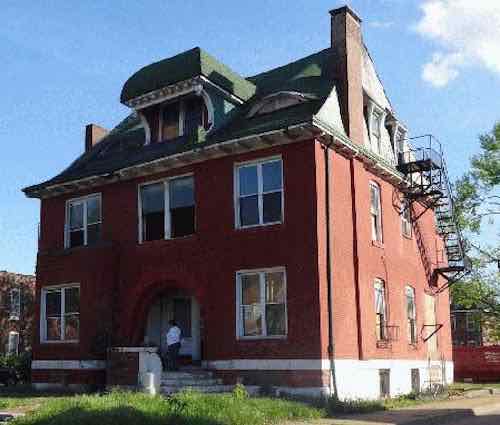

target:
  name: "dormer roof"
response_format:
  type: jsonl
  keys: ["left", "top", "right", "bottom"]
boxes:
{"left": 120, "top": 47, "right": 257, "bottom": 104}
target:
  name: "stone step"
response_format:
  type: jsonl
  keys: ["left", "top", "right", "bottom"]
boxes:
{"left": 160, "top": 384, "right": 235, "bottom": 394}
{"left": 162, "top": 371, "right": 213, "bottom": 379}
{"left": 161, "top": 378, "right": 222, "bottom": 386}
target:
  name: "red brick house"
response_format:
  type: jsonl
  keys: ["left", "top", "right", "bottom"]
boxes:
{"left": 0, "top": 271, "right": 36, "bottom": 355}
{"left": 23, "top": 6, "right": 468, "bottom": 398}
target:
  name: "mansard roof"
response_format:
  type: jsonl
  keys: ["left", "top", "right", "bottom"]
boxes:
{"left": 24, "top": 47, "right": 337, "bottom": 198}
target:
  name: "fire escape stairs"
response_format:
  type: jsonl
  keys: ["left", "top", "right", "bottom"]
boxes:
{"left": 397, "top": 135, "right": 472, "bottom": 293}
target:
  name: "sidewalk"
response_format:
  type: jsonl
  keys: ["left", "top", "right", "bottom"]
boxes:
{"left": 286, "top": 395, "right": 500, "bottom": 425}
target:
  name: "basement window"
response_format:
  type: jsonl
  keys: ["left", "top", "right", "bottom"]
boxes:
{"left": 235, "top": 157, "right": 283, "bottom": 228}
{"left": 236, "top": 268, "right": 287, "bottom": 338}
{"left": 65, "top": 194, "right": 101, "bottom": 248}
{"left": 160, "top": 96, "right": 210, "bottom": 142}
{"left": 140, "top": 175, "right": 195, "bottom": 242}
{"left": 41, "top": 285, "right": 80, "bottom": 343}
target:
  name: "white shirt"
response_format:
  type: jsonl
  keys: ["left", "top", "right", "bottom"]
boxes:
{"left": 166, "top": 325, "right": 181, "bottom": 346}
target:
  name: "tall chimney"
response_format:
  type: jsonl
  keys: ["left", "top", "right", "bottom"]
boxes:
{"left": 330, "top": 6, "right": 364, "bottom": 144}
{"left": 85, "top": 123, "right": 108, "bottom": 152}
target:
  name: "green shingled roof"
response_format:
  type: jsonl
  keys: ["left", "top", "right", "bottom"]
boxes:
{"left": 121, "top": 47, "right": 257, "bottom": 103}
{"left": 249, "top": 48, "right": 334, "bottom": 98}
{"left": 25, "top": 47, "right": 338, "bottom": 197}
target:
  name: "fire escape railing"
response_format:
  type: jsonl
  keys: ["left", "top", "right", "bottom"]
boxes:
{"left": 397, "top": 135, "right": 471, "bottom": 292}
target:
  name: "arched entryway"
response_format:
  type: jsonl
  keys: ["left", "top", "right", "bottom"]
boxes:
{"left": 143, "top": 293, "right": 201, "bottom": 362}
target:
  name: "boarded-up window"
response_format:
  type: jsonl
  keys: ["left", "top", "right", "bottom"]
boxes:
{"left": 237, "top": 269, "right": 287, "bottom": 338}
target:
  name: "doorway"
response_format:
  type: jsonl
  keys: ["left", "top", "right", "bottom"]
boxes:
{"left": 144, "top": 295, "right": 201, "bottom": 361}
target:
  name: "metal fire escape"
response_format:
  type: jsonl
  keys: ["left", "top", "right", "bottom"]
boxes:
{"left": 397, "top": 135, "right": 471, "bottom": 293}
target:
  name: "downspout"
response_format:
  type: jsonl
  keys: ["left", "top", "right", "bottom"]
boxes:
{"left": 323, "top": 138, "right": 338, "bottom": 397}
{"left": 349, "top": 156, "right": 364, "bottom": 360}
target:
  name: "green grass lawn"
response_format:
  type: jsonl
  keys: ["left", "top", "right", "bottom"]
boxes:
{"left": 0, "top": 388, "right": 323, "bottom": 425}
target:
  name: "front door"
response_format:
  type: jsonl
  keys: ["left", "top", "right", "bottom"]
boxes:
{"left": 144, "top": 296, "right": 201, "bottom": 361}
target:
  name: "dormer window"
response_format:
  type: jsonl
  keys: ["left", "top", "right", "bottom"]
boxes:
{"left": 247, "top": 92, "right": 312, "bottom": 118}
{"left": 160, "top": 95, "right": 211, "bottom": 142}
{"left": 371, "top": 110, "right": 382, "bottom": 154}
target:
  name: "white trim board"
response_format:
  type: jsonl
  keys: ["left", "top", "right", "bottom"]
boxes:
{"left": 32, "top": 360, "right": 106, "bottom": 370}
{"left": 204, "top": 359, "right": 331, "bottom": 370}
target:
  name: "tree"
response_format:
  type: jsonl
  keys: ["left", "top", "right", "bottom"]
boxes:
{"left": 451, "top": 121, "right": 500, "bottom": 340}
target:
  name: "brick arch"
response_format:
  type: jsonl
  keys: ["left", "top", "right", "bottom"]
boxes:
{"left": 130, "top": 280, "right": 202, "bottom": 346}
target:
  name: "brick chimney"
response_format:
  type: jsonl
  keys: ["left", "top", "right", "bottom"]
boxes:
{"left": 85, "top": 124, "right": 108, "bottom": 152}
{"left": 330, "top": 6, "right": 364, "bottom": 144}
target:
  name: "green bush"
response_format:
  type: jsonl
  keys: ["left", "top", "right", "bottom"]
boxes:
{"left": 0, "top": 352, "right": 31, "bottom": 383}
{"left": 327, "top": 397, "right": 385, "bottom": 414}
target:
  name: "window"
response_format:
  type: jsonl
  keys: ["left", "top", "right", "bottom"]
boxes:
{"left": 41, "top": 285, "right": 80, "bottom": 342}
{"left": 406, "top": 286, "right": 417, "bottom": 344}
{"left": 374, "top": 279, "right": 387, "bottom": 341}
{"left": 9, "top": 287, "right": 20, "bottom": 321}
{"left": 7, "top": 332, "right": 19, "bottom": 355}
{"left": 66, "top": 194, "right": 101, "bottom": 248}
{"left": 371, "top": 110, "right": 382, "bottom": 154}
{"left": 140, "top": 175, "right": 195, "bottom": 242}
{"left": 235, "top": 157, "right": 283, "bottom": 228}
{"left": 236, "top": 268, "right": 287, "bottom": 338}
{"left": 401, "top": 200, "right": 412, "bottom": 238}
{"left": 369, "top": 182, "right": 383, "bottom": 243}
{"left": 466, "top": 312, "right": 480, "bottom": 332}
{"left": 160, "top": 96, "right": 210, "bottom": 142}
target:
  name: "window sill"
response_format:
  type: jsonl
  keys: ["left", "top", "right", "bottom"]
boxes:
{"left": 371, "top": 240, "right": 384, "bottom": 249}
{"left": 138, "top": 234, "right": 197, "bottom": 246}
{"left": 237, "top": 335, "right": 287, "bottom": 341}
{"left": 235, "top": 221, "right": 283, "bottom": 232}
{"left": 40, "top": 340, "right": 79, "bottom": 345}
{"left": 402, "top": 233, "right": 413, "bottom": 240}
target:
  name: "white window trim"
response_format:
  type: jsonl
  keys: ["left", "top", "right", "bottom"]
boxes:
{"left": 40, "top": 283, "right": 80, "bottom": 344}
{"left": 374, "top": 278, "right": 387, "bottom": 341}
{"left": 235, "top": 267, "right": 288, "bottom": 340}
{"left": 138, "top": 173, "right": 195, "bottom": 244}
{"left": 158, "top": 91, "right": 214, "bottom": 143}
{"left": 234, "top": 156, "right": 284, "bottom": 229}
{"left": 64, "top": 193, "right": 102, "bottom": 249}
{"left": 369, "top": 182, "right": 383, "bottom": 243}
{"left": 9, "top": 287, "right": 20, "bottom": 321}
{"left": 401, "top": 200, "right": 412, "bottom": 238}
{"left": 7, "top": 331, "right": 19, "bottom": 355}
{"left": 405, "top": 285, "right": 417, "bottom": 344}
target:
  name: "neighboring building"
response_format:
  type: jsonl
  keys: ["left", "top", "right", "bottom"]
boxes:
{"left": 0, "top": 271, "right": 36, "bottom": 355}
{"left": 23, "top": 6, "right": 468, "bottom": 399}
{"left": 451, "top": 308, "right": 484, "bottom": 347}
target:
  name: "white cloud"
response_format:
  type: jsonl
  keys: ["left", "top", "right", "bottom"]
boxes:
{"left": 415, "top": 1, "right": 500, "bottom": 87}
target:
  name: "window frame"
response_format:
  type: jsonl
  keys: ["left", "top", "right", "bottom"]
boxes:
{"left": 40, "top": 283, "right": 80, "bottom": 344}
{"left": 401, "top": 200, "right": 412, "bottom": 238}
{"left": 405, "top": 285, "right": 417, "bottom": 345}
{"left": 64, "top": 193, "right": 102, "bottom": 249}
{"left": 374, "top": 279, "right": 387, "bottom": 342}
{"left": 234, "top": 156, "right": 284, "bottom": 229}
{"left": 235, "top": 267, "right": 288, "bottom": 340}
{"left": 158, "top": 93, "right": 213, "bottom": 142}
{"left": 138, "top": 173, "right": 196, "bottom": 243}
{"left": 7, "top": 331, "right": 19, "bottom": 355}
{"left": 369, "top": 182, "right": 383, "bottom": 243}
{"left": 9, "top": 287, "right": 21, "bottom": 321}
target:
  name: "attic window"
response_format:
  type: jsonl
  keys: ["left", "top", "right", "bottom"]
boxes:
{"left": 160, "top": 96, "right": 211, "bottom": 142}
{"left": 247, "top": 92, "right": 310, "bottom": 118}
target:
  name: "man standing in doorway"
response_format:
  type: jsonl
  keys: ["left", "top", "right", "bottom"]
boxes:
{"left": 166, "top": 319, "right": 182, "bottom": 371}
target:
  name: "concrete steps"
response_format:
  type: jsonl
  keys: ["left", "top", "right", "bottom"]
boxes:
{"left": 160, "top": 368, "right": 234, "bottom": 395}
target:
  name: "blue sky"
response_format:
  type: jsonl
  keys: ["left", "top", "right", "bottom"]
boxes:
{"left": 1, "top": 0, "right": 499, "bottom": 274}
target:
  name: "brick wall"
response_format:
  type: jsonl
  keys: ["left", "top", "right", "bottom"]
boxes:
{"left": 0, "top": 272, "right": 35, "bottom": 354}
